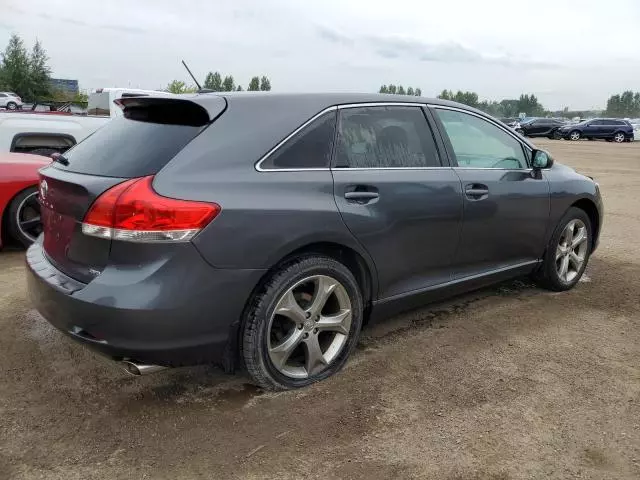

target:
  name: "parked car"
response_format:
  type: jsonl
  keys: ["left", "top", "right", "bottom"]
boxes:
{"left": 515, "top": 118, "right": 566, "bottom": 138}
{"left": 556, "top": 118, "right": 633, "bottom": 142}
{"left": 0, "top": 88, "right": 171, "bottom": 157}
{"left": 0, "top": 152, "right": 49, "bottom": 249}
{"left": 0, "top": 92, "right": 23, "bottom": 110}
{"left": 26, "top": 93, "right": 603, "bottom": 390}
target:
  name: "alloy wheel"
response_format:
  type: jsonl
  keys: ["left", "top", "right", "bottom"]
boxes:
{"left": 16, "top": 192, "right": 42, "bottom": 243}
{"left": 556, "top": 219, "right": 589, "bottom": 283}
{"left": 267, "top": 275, "right": 352, "bottom": 379}
{"left": 614, "top": 133, "right": 625, "bottom": 143}
{"left": 569, "top": 131, "right": 580, "bottom": 141}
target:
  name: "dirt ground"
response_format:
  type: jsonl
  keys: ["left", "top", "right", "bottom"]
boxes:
{"left": 1, "top": 139, "right": 639, "bottom": 480}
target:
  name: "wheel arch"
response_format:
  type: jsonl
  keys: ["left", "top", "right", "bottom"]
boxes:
{"left": 570, "top": 198, "right": 600, "bottom": 250}
{"left": 226, "top": 240, "right": 377, "bottom": 374}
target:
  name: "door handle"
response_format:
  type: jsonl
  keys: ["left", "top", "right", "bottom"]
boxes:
{"left": 465, "top": 184, "right": 489, "bottom": 200}
{"left": 344, "top": 191, "right": 379, "bottom": 202}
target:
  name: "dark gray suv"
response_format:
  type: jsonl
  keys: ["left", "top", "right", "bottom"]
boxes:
{"left": 26, "top": 93, "right": 603, "bottom": 390}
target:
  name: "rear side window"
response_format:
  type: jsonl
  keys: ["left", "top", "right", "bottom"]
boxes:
{"left": 335, "top": 106, "right": 440, "bottom": 168}
{"left": 259, "top": 111, "right": 336, "bottom": 170}
{"left": 59, "top": 115, "right": 205, "bottom": 178}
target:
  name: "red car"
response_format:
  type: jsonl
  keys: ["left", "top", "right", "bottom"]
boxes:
{"left": 0, "top": 152, "right": 50, "bottom": 249}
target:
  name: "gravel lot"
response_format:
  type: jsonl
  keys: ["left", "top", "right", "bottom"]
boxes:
{"left": 1, "top": 139, "right": 639, "bottom": 480}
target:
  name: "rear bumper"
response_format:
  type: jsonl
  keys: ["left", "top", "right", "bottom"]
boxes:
{"left": 26, "top": 240, "right": 266, "bottom": 369}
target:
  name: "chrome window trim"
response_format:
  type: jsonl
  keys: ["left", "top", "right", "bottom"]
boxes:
{"left": 256, "top": 101, "right": 451, "bottom": 172}
{"left": 255, "top": 106, "right": 338, "bottom": 172}
{"left": 428, "top": 104, "right": 534, "bottom": 162}
{"left": 337, "top": 102, "right": 425, "bottom": 109}
{"left": 333, "top": 166, "right": 453, "bottom": 171}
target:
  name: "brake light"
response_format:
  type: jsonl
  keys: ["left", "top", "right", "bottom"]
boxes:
{"left": 82, "top": 176, "right": 220, "bottom": 242}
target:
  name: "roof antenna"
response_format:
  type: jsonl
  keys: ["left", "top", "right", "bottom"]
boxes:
{"left": 181, "top": 59, "right": 204, "bottom": 91}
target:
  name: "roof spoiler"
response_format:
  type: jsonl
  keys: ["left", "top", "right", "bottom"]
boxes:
{"left": 115, "top": 96, "right": 223, "bottom": 127}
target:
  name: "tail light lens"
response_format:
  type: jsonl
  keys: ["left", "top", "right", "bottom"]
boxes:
{"left": 82, "top": 176, "right": 220, "bottom": 242}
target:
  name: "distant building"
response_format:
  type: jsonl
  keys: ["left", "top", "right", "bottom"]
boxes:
{"left": 50, "top": 78, "right": 79, "bottom": 95}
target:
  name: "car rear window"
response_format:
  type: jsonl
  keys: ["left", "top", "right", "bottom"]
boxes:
{"left": 58, "top": 100, "right": 218, "bottom": 178}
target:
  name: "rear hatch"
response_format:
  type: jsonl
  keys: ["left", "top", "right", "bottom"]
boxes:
{"left": 39, "top": 96, "right": 225, "bottom": 283}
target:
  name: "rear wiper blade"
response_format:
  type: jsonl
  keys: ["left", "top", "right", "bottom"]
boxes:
{"left": 50, "top": 152, "right": 70, "bottom": 166}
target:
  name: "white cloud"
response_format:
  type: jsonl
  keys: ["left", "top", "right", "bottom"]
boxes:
{"left": 1, "top": 0, "right": 639, "bottom": 109}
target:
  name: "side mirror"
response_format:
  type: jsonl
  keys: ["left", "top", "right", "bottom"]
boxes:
{"left": 532, "top": 149, "right": 553, "bottom": 170}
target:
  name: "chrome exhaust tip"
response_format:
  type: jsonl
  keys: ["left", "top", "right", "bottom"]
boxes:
{"left": 122, "top": 360, "right": 167, "bottom": 376}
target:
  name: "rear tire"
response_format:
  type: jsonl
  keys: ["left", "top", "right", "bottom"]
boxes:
{"left": 7, "top": 187, "right": 41, "bottom": 248}
{"left": 535, "top": 207, "right": 592, "bottom": 292}
{"left": 242, "top": 255, "right": 363, "bottom": 390}
{"left": 613, "top": 132, "right": 625, "bottom": 143}
{"left": 6, "top": 101, "right": 17, "bottom": 110}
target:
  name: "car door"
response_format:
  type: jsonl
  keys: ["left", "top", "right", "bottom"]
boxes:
{"left": 530, "top": 119, "right": 548, "bottom": 136}
{"left": 600, "top": 119, "right": 617, "bottom": 138}
{"left": 583, "top": 120, "right": 602, "bottom": 138}
{"left": 331, "top": 104, "right": 463, "bottom": 299}
{"left": 431, "top": 106, "right": 550, "bottom": 278}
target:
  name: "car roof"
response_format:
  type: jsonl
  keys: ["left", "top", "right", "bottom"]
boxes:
{"left": 179, "top": 91, "right": 479, "bottom": 118}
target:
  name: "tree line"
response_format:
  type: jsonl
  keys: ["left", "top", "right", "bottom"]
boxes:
{"left": 166, "top": 72, "right": 272, "bottom": 94}
{"left": 379, "top": 84, "right": 422, "bottom": 96}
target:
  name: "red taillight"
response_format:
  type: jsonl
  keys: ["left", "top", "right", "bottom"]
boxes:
{"left": 82, "top": 176, "right": 220, "bottom": 242}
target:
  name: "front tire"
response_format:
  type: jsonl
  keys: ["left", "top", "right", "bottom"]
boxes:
{"left": 535, "top": 207, "right": 592, "bottom": 292}
{"left": 569, "top": 130, "right": 581, "bottom": 141}
{"left": 242, "top": 255, "right": 363, "bottom": 390}
{"left": 6, "top": 101, "right": 17, "bottom": 110}
{"left": 7, "top": 187, "right": 41, "bottom": 247}
{"left": 613, "top": 132, "right": 625, "bottom": 143}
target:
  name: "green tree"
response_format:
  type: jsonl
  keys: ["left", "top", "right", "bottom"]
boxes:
{"left": 165, "top": 80, "right": 197, "bottom": 94}
{"left": 0, "top": 34, "right": 31, "bottom": 99}
{"left": 606, "top": 91, "right": 640, "bottom": 117}
{"left": 222, "top": 75, "right": 235, "bottom": 92}
{"left": 387, "top": 84, "right": 397, "bottom": 94}
{"left": 28, "top": 39, "right": 51, "bottom": 100}
{"left": 406, "top": 86, "right": 414, "bottom": 96}
{"left": 414, "top": 88, "right": 422, "bottom": 97}
{"left": 248, "top": 76, "right": 260, "bottom": 91}
{"left": 260, "top": 76, "right": 271, "bottom": 91}
{"left": 379, "top": 85, "right": 388, "bottom": 94}
{"left": 438, "top": 89, "right": 453, "bottom": 100}
{"left": 397, "top": 85, "right": 406, "bottom": 95}
{"left": 236, "top": 85, "right": 243, "bottom": 91}
{"left": 517, "top": 93, "right": 544, "bottom": 116}
{"left": 204, "top": 71, "right": 222, "bottom": 91}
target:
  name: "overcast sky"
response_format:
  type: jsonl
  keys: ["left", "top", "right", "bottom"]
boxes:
{"left": 2, "top": 0, "right": 640, "bottom": 110}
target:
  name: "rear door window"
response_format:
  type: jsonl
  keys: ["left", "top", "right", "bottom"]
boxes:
{"left": 335, "top": 106, "right": 441, "bottom": 168}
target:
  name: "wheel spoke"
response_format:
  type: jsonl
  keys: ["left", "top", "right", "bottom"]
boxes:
{"left": 563, "top": 222, "right": 575, "bottom": 245}
{"left": 306, "top": 276, "right": 337, "bottom": 318}
{"left": 303, "top": 334, "right": 327, "bottom": 376}
{"left": 571, "top": 228, "right": 587, "bottom": 248}
{"left": 316, "top": 309, "right": 351, "bottom": 335}
{"left": 20, "top": 216, "right": 41, "bottom": 230}
{"left": 269, "top": 329, "right": 303, "bottom": 369}
{"left": 558, "top": 255, "right": 569, "bottom": 279}
{"left": 556, "top": 245, "right": 565, "bottom": 260}
{"left": 569, "top": 251, "right": 584, "bottom": 270}
{"left": 274, "top": 290, "right": 306, "bottom": 324}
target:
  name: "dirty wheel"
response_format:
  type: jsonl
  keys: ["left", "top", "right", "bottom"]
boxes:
{"left": 242, "top": 256, "right": 363, "bottom": 390}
